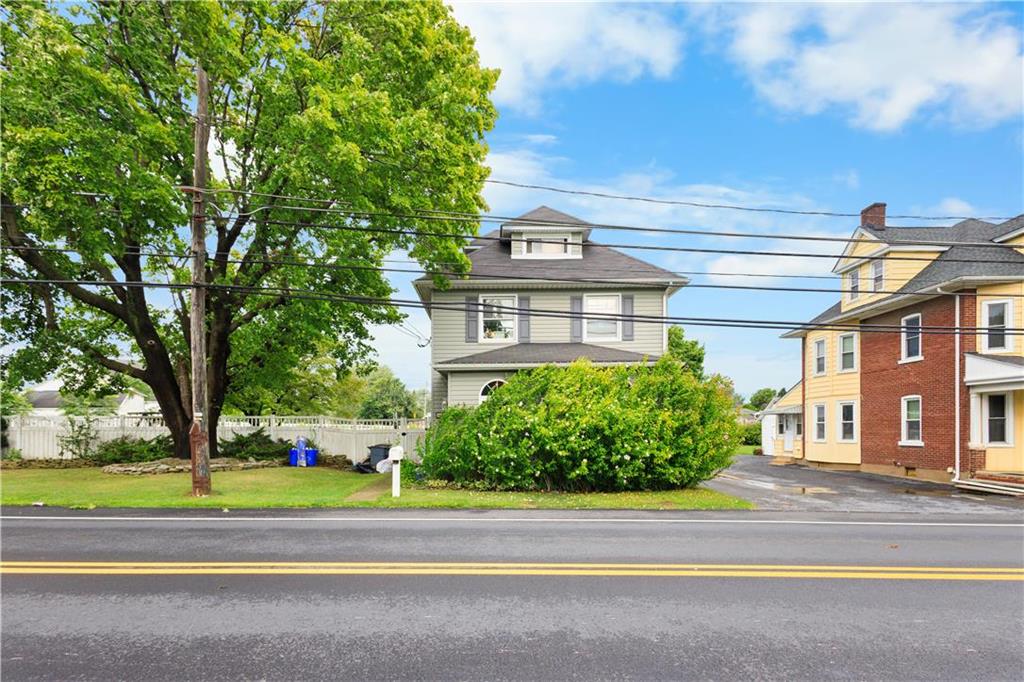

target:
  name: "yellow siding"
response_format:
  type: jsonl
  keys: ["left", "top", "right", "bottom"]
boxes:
{"left": 975, "top": 282, "right": 1024, "bottom": 359}
{"left": 840, "top": 251, "right": 941, "bottom": 314}
{"left": 774, "top": 383, "right": 802, "bottom": 408}
{"left": 984, "top": 390, "right": 1024, "bottom": 473}
{"left": 804, "top": 328, "right": 861, "bottom": 464}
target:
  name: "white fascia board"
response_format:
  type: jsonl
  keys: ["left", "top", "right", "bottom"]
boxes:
{"left": 435, "top": 359, "right": 659, "bottom": 371}
{"left": 994, "top": 225, "right": 1024, "bottom": 243}
{"left": 832, "top": 228, "right": 881, "bottom": 273}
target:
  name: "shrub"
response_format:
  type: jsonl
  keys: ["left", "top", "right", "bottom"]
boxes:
{"left": 87, "top": 435, "right": 174, "bottom": 465}
{"left": 740, "top": 422, "right": 762, "bottom": 446}
{"left": 418, "top": 358, "right": 740, "bottom": 492}
{"left": 218, "top": 428, "right": 293, "bottom": 460}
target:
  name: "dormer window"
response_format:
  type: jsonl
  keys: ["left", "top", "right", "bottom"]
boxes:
{"left": 525, "top": 235, "right": 569, "bottom": 256}
{"left": 511, "top": 230, "right": 583, "bottom": 259}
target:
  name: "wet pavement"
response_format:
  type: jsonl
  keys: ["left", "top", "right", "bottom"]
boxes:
{"left": 707, "top": 455, "right": 1024, "bottom": 513}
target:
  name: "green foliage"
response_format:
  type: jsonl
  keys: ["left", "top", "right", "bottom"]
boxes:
{"left": 56, "top": 415, "right": 100, "bottom": 460}
{"left": 666, "top": 326, "right": 705, "bottom": 379}
{"left": 418, "top": 358, "right": 740, "bottom": 492}
{"left": 218, "top": 428, "right": 293, "bottom": 461}
{"left": 746, "top": 388, "right": 779, "bottom": 412}
{"left": 740, "top": 422, "right": 762, "bottom": 446}
{"left": 87, "top": 435, "right": 174, "bottom": 465}
{"left": 1, "top": 1, "right": 496, "bottom": 454}
{"left": 358, "top": 367, "right": 418, "bottom": 419}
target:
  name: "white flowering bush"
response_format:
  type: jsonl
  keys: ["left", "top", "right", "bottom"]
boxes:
{"left": 418, "top": 358, "right": 739, "bottom": 491}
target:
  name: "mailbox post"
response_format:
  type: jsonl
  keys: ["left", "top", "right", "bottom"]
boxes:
{"left": 389, "top": 441, "right": 404, "bottom": 498}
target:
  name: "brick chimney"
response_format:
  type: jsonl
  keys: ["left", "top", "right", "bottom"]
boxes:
{"left": 860, "top": 202, "right": 886, "bottom": 229}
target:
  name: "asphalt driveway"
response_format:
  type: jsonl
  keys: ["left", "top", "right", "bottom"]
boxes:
{"left": 707, "top": 455, "right": 1024, "bottom": 514}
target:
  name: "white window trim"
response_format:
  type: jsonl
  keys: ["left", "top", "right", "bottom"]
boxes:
{"left": 478, "top": 294, "right": 517, "bottom": 344}
{"left": 982, "top": 392, "right": 1015, "bottom": 448}
{"left": 478, "top": 379, "right": 507, "bottom": 404}
{"left": 583, "top": 293, "right": 621, "bottom": 343}
{"left": 899, "top": 313, "right": 923, "bottom": 363}
{"left": 899, "top": 395, "right": 924, "bottom": 447}
{"left": 871, "top": 260, "right": 884, "bottom": 292}
{"left": 837, "top": 332, "right": 857, "bottom": 373}
{"left": 813, "top": 339, "right": 827, "bottom": 376}
{"left": 836, "top": 400, "right": 857, "bottom": 443}
{"left": 847, "top": 270, "right": 860, "bottom": 301}
{"left": 813, "top": 404, "right": 827, "bottom": 443}
{"left": 980, "top": 299, "right": 1014, "bottom": 353}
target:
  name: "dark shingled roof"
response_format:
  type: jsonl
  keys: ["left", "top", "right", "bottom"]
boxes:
{"left": 500, "top": 205, "right": 588, "bottom": 231}
{"left": 860, "top": 216, "right": 1024, "bottom": 295}
{"left": 441, "top": 342, "right": 653, "bottom": 366}
{"left": 26, "top": 390, "right": 62, "bottom": 409}
{"left": 420, "top": 207, "right": 685, "bottom": 287}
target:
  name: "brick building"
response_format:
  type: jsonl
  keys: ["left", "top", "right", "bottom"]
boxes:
{"left": 770, "top": 203, "right": 1023, "bottom": 493}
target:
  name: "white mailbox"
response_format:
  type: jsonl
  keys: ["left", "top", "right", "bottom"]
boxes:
{"left": 389, "top": 442, "right": 405, "bottom": 498}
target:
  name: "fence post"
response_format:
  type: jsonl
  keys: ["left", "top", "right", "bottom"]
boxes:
{"left": 269, "top": 414, "right": 276, "bottom": 440}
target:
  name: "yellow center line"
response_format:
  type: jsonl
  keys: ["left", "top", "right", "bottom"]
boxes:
{"left": 1, "top": 561, "right": 1021, "bottom": 580}
{"left": 1, "top": 561, "right": 1021, "bottom": 572}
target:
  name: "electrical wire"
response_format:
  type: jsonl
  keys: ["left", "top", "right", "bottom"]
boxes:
{"left": 6, "top": 243, "right": 1024, "bottom": 298}
{"left": 3, "top": 278, "right": 1021, "bottom": 336}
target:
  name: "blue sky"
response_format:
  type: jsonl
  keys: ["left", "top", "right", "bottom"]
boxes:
{"left": 373, "top": 1, "right": 1024, "bottom": 398}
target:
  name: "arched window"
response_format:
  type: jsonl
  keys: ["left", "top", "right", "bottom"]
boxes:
{"left": 479, "top": 379, "right": 506, "bottom": 403}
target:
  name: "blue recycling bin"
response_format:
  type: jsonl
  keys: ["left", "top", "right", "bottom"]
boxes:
{"left": 289, "top": 448, "right": 318, "bottom": 467}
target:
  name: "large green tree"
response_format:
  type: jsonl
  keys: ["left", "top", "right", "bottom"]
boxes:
{"left": 665, "top": 325, "right": 705, "bottom": 379}
{"left": 1, "top": 0, "right": 497, "bottom": 458}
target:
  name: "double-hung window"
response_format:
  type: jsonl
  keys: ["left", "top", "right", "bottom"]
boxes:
{"left": 872, "top": 260, "right": 884, "bottom": 292}
{"left": 838, "top": 333, "right": 856, "bottom": 372}
{"left": 795, "top": 415, "right": 803, "bottom": 436}
{"left": 848, "top": 270, "right": 860, "bottom": 301}
{"left": 814, "top": 404, "right": 826, "bottom": 442}
{"left": 986, "top": 394, "right": 1010, "bottom": 445}
{"left": 837, "top": 401, "right": 856, "bottom": 442}
{"left": 901, "top": 396, "right": 923, "bottom": 446}
{"left": 778, "top": 418, "right": 785, "bottom": 436}
{"left": 814, "top": 339, "right": 826, "bottom": 375}
{"left": 584, "top": 294, "right": 620, "bottom": 342}
{"left": 982, "top": 300, "right": 1010, "bottom": 352}
{"left": 901, "top": 313, "right": 922, "bottom": 361}
{"left": 480, "top": 295, "right": 516, "bottom": 342}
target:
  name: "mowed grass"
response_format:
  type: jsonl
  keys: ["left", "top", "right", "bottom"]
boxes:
{"left": 733, "top": 445, "right": 759, "bottom": 455}
{"left": 0, "top": 467, "right": 374, "bottom": 509}
{"left": 0, "top": 465, "right": 752, "bottom": 510}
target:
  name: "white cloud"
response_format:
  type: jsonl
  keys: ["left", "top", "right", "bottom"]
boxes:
{"left": 931, "top": 197, "right": 976, "bottom": 216}
{"left": 452, "top": 2, "right": 684, "bottom": 114}
{"left": 707, "top": 3, "right": 1023, "bottom": 131}
{"left": 833, "top": 169, "right": 860, "bottom": 190}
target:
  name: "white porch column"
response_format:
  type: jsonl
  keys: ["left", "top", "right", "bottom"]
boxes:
{"left": 968, "top": 390, "right": 982, "bottom": 448}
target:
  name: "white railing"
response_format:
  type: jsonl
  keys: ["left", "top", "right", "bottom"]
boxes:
{"left": 3, "top": 414, "right": 426, "bottom": 462}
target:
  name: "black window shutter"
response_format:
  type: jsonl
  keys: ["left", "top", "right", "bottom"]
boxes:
{"left": 519, "top": 296, "right": 530, "bottom": 342}
{"left": 465, "top": 296, "right": 478, "bottom": 343}
{"left": 570, "top": 296, "right": 583, "bottom": 342}
{"left": 622, "top": 295, "right": 634, "bottom": 341}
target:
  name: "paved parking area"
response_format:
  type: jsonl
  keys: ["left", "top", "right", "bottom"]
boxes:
{"left": 707, "top": 455, "right": 1024, "bottom": 514}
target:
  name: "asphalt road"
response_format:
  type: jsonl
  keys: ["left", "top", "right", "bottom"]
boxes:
{"left": 3, "top": 509, "right": 1023, "bottom": 681}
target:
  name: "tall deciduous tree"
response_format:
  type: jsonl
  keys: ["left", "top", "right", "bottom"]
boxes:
{"left": 666, "top": 325, "right": 705, "bottom": 379}
{"left": 1, "top": 1, "right": 497, "bottom": 458}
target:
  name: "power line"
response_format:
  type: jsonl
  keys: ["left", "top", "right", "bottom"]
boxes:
{"left": 249, "top": 214, "right": 1022, "bottom": 266}
{"left": 7, "top": 243, "right": 1024, "bottom": 298}
{"left": 482, "top": 179, "right": 1018, "bottom": 222}
{"left": 169, "top": 192, "right": 1021, "bottom": 249}
{"left": 4, "top": 278, "right": 1021, "bottom": 335}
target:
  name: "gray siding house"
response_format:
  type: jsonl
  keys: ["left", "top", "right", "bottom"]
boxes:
{"left": 414, "top": 207, "right": 687, "bottom": 414}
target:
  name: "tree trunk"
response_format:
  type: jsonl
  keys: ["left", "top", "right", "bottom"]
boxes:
{"left": 206, "top": 301, "right": 233, "bottom": 460}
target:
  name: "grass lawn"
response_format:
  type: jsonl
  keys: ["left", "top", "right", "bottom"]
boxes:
{"left": 733, "top": 445, "right": 759, "bottom": 455}
{"left": 0, "top": 466, "right": 752, "bottom": 510}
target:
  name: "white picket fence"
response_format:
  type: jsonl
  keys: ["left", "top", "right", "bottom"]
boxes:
{"left": 4, "top": 415, "right": 426, "bottom": 462}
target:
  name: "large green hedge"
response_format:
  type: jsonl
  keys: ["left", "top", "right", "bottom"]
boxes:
{"left": 419, "top": 358, "right": 740, "bottom": 491}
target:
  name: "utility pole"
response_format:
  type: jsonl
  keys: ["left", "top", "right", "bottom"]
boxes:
{"left": 189, "top": 64, "right": 211, "bottom": 496}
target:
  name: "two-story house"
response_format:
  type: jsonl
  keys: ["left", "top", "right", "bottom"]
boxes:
{"left": 414, "top": 206, "right": 687, "bottom": 414}
{"left": 771, "top": 203, "right": 1024, "bottom": 493}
